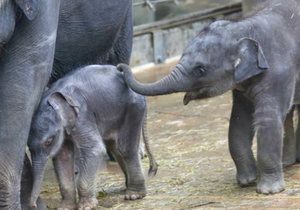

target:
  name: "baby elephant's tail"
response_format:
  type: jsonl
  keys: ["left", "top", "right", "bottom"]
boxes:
{"left": 142, "top": 108, "right": 158, "bottom": 177}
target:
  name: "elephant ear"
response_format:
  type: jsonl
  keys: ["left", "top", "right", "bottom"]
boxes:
{"left": 14, "top": 0, "right": 39, "bottom": 20}
{"left": 234, "top": 37, "right": 269, "bottom": 84}
{"left": 47, "top": 92, "right": 80, "bottom": 135}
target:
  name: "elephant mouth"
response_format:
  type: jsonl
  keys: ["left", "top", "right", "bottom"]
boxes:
{"left": 183, "top": 85, "right": 213, "bottom": 105}
{"left": 183, "top": 93, "right": 192, "bottom": 105}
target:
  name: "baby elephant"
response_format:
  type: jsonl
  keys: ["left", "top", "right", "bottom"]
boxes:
{"left": 28, "top": 65, "right": 158, "bottom": 209}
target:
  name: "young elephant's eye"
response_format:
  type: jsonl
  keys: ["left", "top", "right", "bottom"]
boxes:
{"left": 44, "top": 137, "right": 54, "bottom": 147}
{"left": 192, "top": 66, "right": 206, "bottom": 77}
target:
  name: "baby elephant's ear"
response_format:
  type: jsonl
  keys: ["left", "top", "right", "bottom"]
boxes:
{"left": 14, "top": 0, "right": 39, "bottom": 20}
{"left": 47, "top": 92, "right": 79, "bottom": 134}
{"left": 234, "top": 37, "right": 269, "bottom": 84}
{"left": 48, "top": 92, "right": 80, "bottom": 115}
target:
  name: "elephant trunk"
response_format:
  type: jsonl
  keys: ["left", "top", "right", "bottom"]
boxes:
{"left": 117, "top": 63, "right": 190, "bottom": 96}
{"left": 30, "top": 156, "right": 47, "bottom": 208}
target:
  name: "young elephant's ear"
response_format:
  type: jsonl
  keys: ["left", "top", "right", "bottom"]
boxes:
{"left": 14, "top": 0, "right": 39, "bottom": 20}
{"left": 234, "top": 37, "right": 269, "bottom": 84}
{"left": 47, "top": 92, "right": 79, "bottom": 135}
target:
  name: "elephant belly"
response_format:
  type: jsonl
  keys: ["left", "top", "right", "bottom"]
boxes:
{"left": 54, "top": 0, "right": 131, "bottom": 74}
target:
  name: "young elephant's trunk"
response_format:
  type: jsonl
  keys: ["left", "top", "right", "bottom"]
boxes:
{"left": 30, "top": 157, "right": 48, "bottom": 208}
{"left": 142, "top": 108, "right": 158, "bottom": 177}
{"left": 117, "top": 63, "right": 190, "bottom": 96}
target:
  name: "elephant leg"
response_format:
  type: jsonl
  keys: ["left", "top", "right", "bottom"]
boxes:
{"left": 53, "top": 140, "right": 76, "bottom": 210}
{"left": 21, "top": 154, "right": 46, "bottom": 210}
{"left": 0, "top": 0, "right": 60, "bottom": 208}
{"left": 229, "top": 90, "right": 256, "bottom": 187}
{"left": 73, "top": 124, "right": 106, "bottom": 210}
{"left": 255, "top": 105, "right": 285, "bottom": 194}
{"left": 282, "top": 106, "right": 296, "bottom": 167}
{"left": 107, "top": 4, "right": 133, "bottom": 65}
{"left": 117, "top": 106, "right": 146, "bottom": 200}
{"left": 105, "top": 140, "right": 128, "bottom": 186}
{"left": 295, "top": 105, "right": 300, "bottom": 162}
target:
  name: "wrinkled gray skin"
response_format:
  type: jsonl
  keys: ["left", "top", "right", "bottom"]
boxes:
{"left": 242, "top": 0, "right": 300, "bottom": 169}
{"left": 0, "top": 0, "right": 132, "bottom": 209}
{"left": 28, "top": 65, "right": 158, "bottom": 209}
{"left": 243, "top": 0, "right": 300, "bottom": 168}
{"left": 119, "top": 0, "right": 300, "bottom": 195}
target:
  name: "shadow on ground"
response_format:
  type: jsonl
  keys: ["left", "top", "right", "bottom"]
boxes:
{"left": 41, "top": 62, "right": 300, "bottom": 209}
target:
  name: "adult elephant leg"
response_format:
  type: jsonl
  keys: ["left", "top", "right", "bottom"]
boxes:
{"left": 282, "top": 106, "right": 296, "bottom": 167}
{"left": 0, "top": 0, "right": 60, "bottom": 208}
{"left": 229, "top": 90, "right": 256, "bottom": 187}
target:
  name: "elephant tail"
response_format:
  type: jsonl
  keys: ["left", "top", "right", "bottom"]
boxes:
{"left": 142, "top": 107, "right": 158, "bottom": 177}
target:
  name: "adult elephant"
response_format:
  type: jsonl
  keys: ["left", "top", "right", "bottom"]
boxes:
{"left": 119, "top": 0, "right": 300, "bottom": 195}
{"left": 0, "top": 0, "right": 132, "bottom": 209}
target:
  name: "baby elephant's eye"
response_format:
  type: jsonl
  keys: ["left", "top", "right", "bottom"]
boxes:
{"left": 44, "top": 138, "right": 53, "bottom": 147}
{"left": 192, "top": 66, "right": 206, "bottom": 77}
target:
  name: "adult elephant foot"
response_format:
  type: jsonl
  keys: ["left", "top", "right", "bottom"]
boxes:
{"left": 78, "top": 197, "right": 98, "bottom": 210}
{"left": 124, "top": 189, "right": 146, "bottom": 200}
{"left": 256, "top": 173, "right": 285, "bottom": 195}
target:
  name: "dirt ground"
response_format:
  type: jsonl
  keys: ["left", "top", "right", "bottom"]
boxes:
{"left": 41, "top": 63, "right": 300, "bottom": 209}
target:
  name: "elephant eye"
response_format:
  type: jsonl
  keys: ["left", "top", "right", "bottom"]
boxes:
{"left": 192, "top": 66, "right": 206, "bottom": 77}
{"left": 44, "top": 137, "right": 54, "bottom": 147}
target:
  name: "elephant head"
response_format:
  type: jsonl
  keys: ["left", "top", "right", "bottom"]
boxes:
{"left": 118, "top": 20, "right": 269, "bottom": 103}
{"left": 0, "top": 0, "right": 39, "bottom": 49}
{"left": 28, "top": 92, "right": 78, "bottom": 207}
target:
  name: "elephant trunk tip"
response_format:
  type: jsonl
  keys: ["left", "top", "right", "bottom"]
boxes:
{"left": 30, "top": 189, "right": 40, "bottom": 208}
{"left": 183, "top": 94, "right": 191, "bottom": 105}
{"left": 117, "top": 63, "right": 130, "bottom": 72}
{"left": 30, "top": 199, "right": 37, "bottom": 208}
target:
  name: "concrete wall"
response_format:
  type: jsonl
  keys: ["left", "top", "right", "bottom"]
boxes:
{"left": 131, "top": 2, "right": 242, "bottom": 67}
{"left": 242, "top": 0, "right": 267, "bottom": 14}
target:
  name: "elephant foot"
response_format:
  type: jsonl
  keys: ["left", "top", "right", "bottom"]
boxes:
{"left": 236, "top": 162, "right": 257, "bottom": 187}
{"left": 124, "top": 189, "right": 146, "bottom": 200}
{"left": 237, "top": 172, "right": 256, "bottom": 187}
{"left": 78, "top": 197, "right": 98, "bottom": 210}
{"left": 256, "top": 173, "right": 285, "bottom": 194}
{"left": 282, "top": 158, "right": 296, "bottom": 168}
{"left": 282, "top": 149, "right": 296, "bottom": 167}
{"left": 57, "top": 200, "right": 77, "bottom": 210}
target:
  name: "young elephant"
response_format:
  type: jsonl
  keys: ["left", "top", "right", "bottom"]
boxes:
{"left": 28, "top": 65, "right": 158, "bottom": 209}
{"left": 118, "top": 0, "right": 300, "bottom": 195}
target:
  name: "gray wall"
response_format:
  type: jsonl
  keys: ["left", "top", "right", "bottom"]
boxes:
{"left": 131, "top": 2, "right": 242, "bottom": 67}
{"left": 243, "top": 0, "right": 267, "bottom": 14}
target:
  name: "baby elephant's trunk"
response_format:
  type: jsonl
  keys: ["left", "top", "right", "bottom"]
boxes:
{"left": 142, "top": 109, "right": 158, "bottom": 177}
{"left": 30, "top": 156, "right": 48, "bottom": 208}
